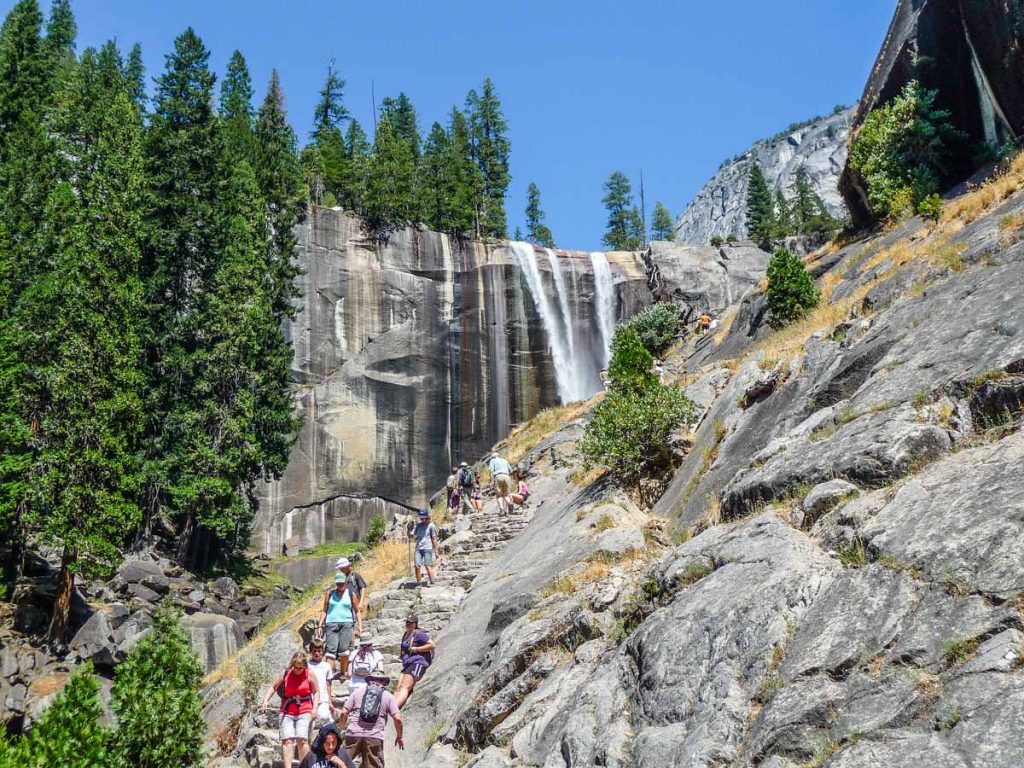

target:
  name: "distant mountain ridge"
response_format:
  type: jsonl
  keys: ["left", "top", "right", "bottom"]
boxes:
{"left": 673, "top": 106, "right": 855, "bottom": 245}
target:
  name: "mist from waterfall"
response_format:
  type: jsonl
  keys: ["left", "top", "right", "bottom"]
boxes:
{"left": 511, "top": 241, "right": 601, "bottom": 403}
{"left": 590, "top": 252, "right": 616, "bottom": 368}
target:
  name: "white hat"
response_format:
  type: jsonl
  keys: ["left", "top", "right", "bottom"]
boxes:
{"left": 335, "top": 557, "right": 351, "bottom": 570}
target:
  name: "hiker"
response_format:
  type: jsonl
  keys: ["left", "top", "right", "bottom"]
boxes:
{"left": 446, "top": 466, "right": 460, "bottom": 513}
{"left": 308, "top": 638, "right": 336, "bottom": 734}
{"left": 339, "top": 673, "right": 403, "bottom": 766}
{"left": 697, "top": 314, "right": 712, "bottom": 334}
{"left": 319, "top": 573, "right": 362, "bottom": 680}
{"left": 395, "top": 614, "right": 435, "bottom": 709}
{"left": 471, "top": 485, "right": 484, "bottom": 513}
{"left": 301, "top": 722, "right": 356, "bottom": 768}
{"left": 347, "top": 636, "right": 384, "bottom": 694}
{"left": 336, "top": 556, "right": 369, "bottom": 615}
{"left": 509, "top": 470, "right": 531, "bottom": 507}
{"left": 261, "top": 650, "right": 321, "bottom": 768}
{"left": 413, "top": 509, "right": 439, "bottom": 586}
{"left": 488, "top": 452, "right": 514, "bottom": 515}
{"left": 457, "top": 461, "right": 476, "bottom": 515}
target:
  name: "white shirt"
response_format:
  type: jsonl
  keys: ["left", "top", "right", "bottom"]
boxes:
{"left": 346, "top": 647, "right": 384, "bottom": 693}
{"left": 307, "top": 659, "right": 333, "bottom": 719}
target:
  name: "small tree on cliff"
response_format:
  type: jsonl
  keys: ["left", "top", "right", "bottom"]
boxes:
{"left": 650, "top": 201, "right": 675, "bottom": 241}
{"left": 766, "top": 247, "right": 819, "bottom": 328}
{"left": 525, "top": 182, "right": 555, "bottom": 247}
{"left": 113, "top": 603, "right": 205, "bottom": 767}
{"left": 602, "top": 171, "right": 644, "bottom": 250}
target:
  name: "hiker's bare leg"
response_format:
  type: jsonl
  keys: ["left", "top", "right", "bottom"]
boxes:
{"left": 282, "top": 739, "right": 294, "bottom": 768}
{"left": 395, "top": 673, "right": 416, "bottom": 708}
{"left": 427, "top": 565, "right": 436, "bottom": 583}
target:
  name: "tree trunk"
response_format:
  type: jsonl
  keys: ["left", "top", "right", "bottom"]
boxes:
{"left": 46, "top": 545, "right": 74, "bottom": 642}
{"left": 176, "top": 510, "right": 195, "bottom": 567}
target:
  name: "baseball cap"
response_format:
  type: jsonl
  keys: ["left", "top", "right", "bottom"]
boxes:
{"left": 418, "top": 508, "right": 429, "bottom": 518}
{"left": 335, "top": 557, "right": 351, "bottom": 569}
{"left": 405, "top": 613, "right": 419, "bottom": 625}
{"left": 459, "top": 461, "right": 468, "bottom": 467}
{"left": 334, "top": 573, "right": 346, "bottom": 584}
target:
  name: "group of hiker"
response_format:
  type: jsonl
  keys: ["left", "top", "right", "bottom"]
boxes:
{"left": 262, "top": 452, "right": 524, "bottom": 767}
{"left": 446, "top": 453, "right": 529, "bottom": 519}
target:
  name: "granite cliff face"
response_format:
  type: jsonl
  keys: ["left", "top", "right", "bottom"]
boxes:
{"left": 253, "top": 209, "right": 652, "bottom": 555}
{"left": 840, "top": 0, "right": 1024, "bottom": 224}
{"left": 673, "top": 107, "right": 854, "bottom": 245}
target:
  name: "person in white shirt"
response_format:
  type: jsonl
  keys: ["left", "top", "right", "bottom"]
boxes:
{"left": 346, "top": 636, "right": 384, "bottom": 694}
{"left": 307, "top": 639, "right": 335, "bottom": 734}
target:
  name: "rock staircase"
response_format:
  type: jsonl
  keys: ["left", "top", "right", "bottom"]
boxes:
{"left": 365, "top": 504, "right": 534, "bottom": 687}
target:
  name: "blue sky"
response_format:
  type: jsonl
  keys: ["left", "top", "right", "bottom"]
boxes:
{"left": 22, "top": 0, "right": 893, "bottom": 250}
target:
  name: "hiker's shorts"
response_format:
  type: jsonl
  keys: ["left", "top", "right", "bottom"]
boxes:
{"left": 279, "top": 713, "right": 311, "bottom": 741}
{"left": 344, "top": 735, "right": 385, "bottom": 768}
{"left": 325, "top": 622, "right": 354, "bottom": 658}
{"left": 494, "top": 473, "right": 513, "bottom": 495}
{"left": 415, "top": 549, "right": 434, "bottom": 567}
{"left": 402, "top": 659, "right": 429, "bottom": 681}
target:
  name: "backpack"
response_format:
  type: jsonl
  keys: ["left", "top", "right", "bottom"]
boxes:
{"left": 358, "top": 683, "right": 385, "bottom": 724}
{"left": 459, "top": 468, "right": 475, "bottom": 488}
{"left": 350, "top": 650, "right": 377, "bottom": 678}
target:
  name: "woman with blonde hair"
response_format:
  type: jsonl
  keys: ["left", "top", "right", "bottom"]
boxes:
{"left": 262, "top": 650, "right": 321, "bottom": 768}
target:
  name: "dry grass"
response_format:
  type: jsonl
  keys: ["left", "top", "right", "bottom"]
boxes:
{"left": 496, "top": 398, "right": 597, "bottom": 464}
{"left": 570, "top": 464, "right": 608, "bottom": 488}
{"left": 699, "top": 493, "right": 722, "bottom": 529}
{"left": 203, "top": 537, "right": 410, "bottom": 688}
{"left": 942, "top": 151, "right": 1024, "bottom": 225}
{"left": 713, "top": 304, "right": 741, "bottom": 344}
{"left": 593, "top": 513, "right": 617, "bottom": 533}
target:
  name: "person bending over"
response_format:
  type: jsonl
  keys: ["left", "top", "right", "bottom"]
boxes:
{"left": 394, "top": 614, "right": 435, "bottom": 709}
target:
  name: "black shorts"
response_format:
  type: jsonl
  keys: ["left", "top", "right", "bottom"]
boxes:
{"left": 402, "top": 660, "right": 429, "bottom": 681}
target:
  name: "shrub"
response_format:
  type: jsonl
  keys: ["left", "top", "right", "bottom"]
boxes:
{"left": 726, "top": 234, "right": 737, "bottom": 243}
{"left": 608, "top": 325, "right": 655, "bottom": 392}
{"left": 710, "top": 235, "right": 724, "bottom": 247}
{"left": 112, "top": 602, "right": 206, "bottom": 768}
{"left": 917, "top": 193, "right": 943, "bottom": 222}
{"left": 240, "top": 654, "right": 270, "bottom": 710}
{"left": 765, "top": 248, "right": 820, "bottom": 328}
{"left": 622, "top": 303, "right": 681, "bottom": 356}
{"left": 7, "top": 666, "right": 112, "bottom": 766}
{"left": 364, "top": 514, "right": 388, "bottom": 548}
{"left": 579, "top": 381, "right": 695, "bottom": 485}
{"left": 848, "top": 80, "right": 961, "bottom": 219}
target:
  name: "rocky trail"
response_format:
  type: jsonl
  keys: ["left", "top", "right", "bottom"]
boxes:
{"left": 217, "top": 499, "right": 537, "bottom": 768}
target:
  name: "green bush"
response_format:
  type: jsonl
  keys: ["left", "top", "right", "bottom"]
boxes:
{"left": 917, "top": 193, "right": 943, "bottom": 222}
{"left": 726, "top": 234, "right": 737, "bottom": 243}
{"left": 622, "top": 303, "right": 681, "bottom": 356}
{"left": 766, "top": 248, "right": 819, "bottom": 329}
{"left": 364, "top": 514, "right": 388, "bottom": 548}
{"left": 608, "top": 325, "right": 655, "bottom": 392}
{"left": 848, "top": 80, "right": 961, "bottom": 219}
{"left": 580, "top": 381, "right": 695, "bottom": 485}
{"left": 6, "top": 666, "right": 112, "bottom": 766}
{"left": 709, "top": 235, "right": 724, "bottom": 247}
{"left": 112, "top": 602, "right": 205, "bottom": 768}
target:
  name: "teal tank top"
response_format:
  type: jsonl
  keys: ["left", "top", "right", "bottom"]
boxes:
{"left": 326, "top": 588, "right": 354, "bottom": 624}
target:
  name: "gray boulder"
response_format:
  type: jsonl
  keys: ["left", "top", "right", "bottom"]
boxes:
{"left": 184, "top": 613, "right": 244, "bottom": 673}
{"left": 69, "top": 611, "right": 116, "bottom": 667}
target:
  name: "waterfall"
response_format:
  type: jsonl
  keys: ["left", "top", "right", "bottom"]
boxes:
{"left": 511, "top": 241, "right": 590, "bottom": 403}
{"left": 590, "top": 252, "right": 616, "bottom": 368}
{"left": 546, "top": 248, "right": 576, "bottom": 361}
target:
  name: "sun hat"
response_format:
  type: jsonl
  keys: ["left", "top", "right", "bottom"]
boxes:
{"left": 335, "top": 557, "right": 351, "bottom": 569}
{"left": 365, "top": 673, "right": 390, "bottom": 686}
{"left": 358, "top": 636, "right": 374, "bottom": 646}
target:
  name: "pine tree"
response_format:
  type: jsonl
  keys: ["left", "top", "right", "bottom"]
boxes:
{"left": 312, "top": 59, "right": 348, "bottom": 135}
{"left": 304, "top": 61, "right": 348, "bottom": 206}
{"left": 465, "top": 78, "right": 510, "bottom": 238}
{"left": 363, "top": 117, "right": 419, "bottom": 238}
{"left": 419, "top": 121, "right": 453, "bottom": 231}
{"left": 19, "top": 49, "right": 147, "bottom": 640}
{"left": 381, "top": 92, "right": 420, "bottom": 160}
{"left": 602, "top": 171, "right": 644, "bottom": 250}
{"left": 774, "top": 190, "right": 793, "bottom": 238}
{"left": 525, "top": 182, "right": 555, "bottom": 247}
{"left": 124, "top": 43, "right": 146, "bottom": 110}
{"left": 10, "top": 666, "right": 112, "bottom": 766}
{"left": 42, "top": 0, "right": 75, "bottom": 70}
{"left": 790, "top": 166, "right": 818, "bottom": 234}
{"left": 650, "top": 201, "right": 675, "bottom": 241}
{"left": 745, "top": 163, "right": 775, "bottom": 250}
{"left": 341, "top": 118, "right": 371, "bottom": 212}
{"left": 113, "top": 603, "right": 205, "bottom": 768}
{"left": 219, "top": 50, "right": 257, "bottom": 165}
{"left": 254, "top": 69, "right": 305, "bottom": 319}
{"left": 446, "top": 107, "right": 481, "bottom": 237}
